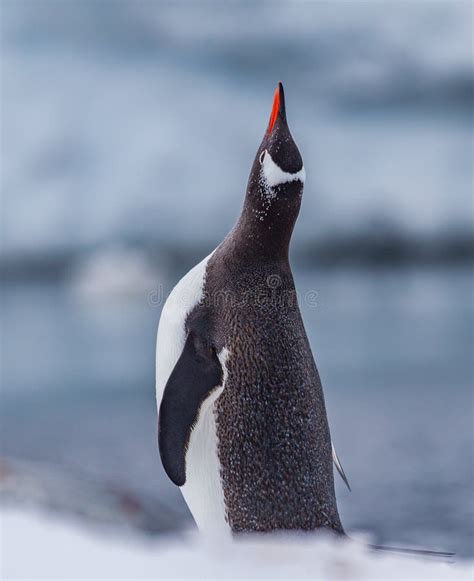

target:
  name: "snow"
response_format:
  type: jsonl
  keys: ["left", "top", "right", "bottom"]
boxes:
{"left": 1, "top": 508, "right": 472, "bottom": 580}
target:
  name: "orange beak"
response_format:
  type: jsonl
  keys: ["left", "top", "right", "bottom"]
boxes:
{"left": 267, "top": 84, "right": 281, "bottom": 134}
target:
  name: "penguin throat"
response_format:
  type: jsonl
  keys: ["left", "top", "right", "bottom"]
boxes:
{"left": 231, "top": 185, "right": 302, "bottom": 261}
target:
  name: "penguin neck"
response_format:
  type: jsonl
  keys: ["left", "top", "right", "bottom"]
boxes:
{"left": 229, "top": 182, "right": 302, "bottom": 262}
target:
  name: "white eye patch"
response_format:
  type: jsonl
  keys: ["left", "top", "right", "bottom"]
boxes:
{"left": 260, "top": 150, "right": 305, "bottom": 188}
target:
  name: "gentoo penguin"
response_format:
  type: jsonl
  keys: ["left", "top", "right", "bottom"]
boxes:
{"left": 156, "top": 82, "right": 347, "bottom": 535}
{"left": 156, "top": 86, "right": 456, "bottom": 560}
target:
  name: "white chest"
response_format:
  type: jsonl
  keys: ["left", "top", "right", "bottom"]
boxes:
{"left": 155, "top": 253, "right": 230, "bottom": 533}
{"left": 180, "top": 373, "right": 229, "bottom": 534}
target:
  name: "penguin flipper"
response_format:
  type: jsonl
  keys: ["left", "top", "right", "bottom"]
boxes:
{"left": 332, "top": 442, "right": 351, "bottom": 492}
{"left": 158, "top": 330, "right": 223, "bottom": 487}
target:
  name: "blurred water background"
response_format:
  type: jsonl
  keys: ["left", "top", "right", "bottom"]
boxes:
{"left": 1, "top": 0, "right": 473, "bottom": 559}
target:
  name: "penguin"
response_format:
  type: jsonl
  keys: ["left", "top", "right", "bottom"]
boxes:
{"left": 155, "top": 84, "right": 455, "bottom": 558}
{"left": 156, "top": 82, "right": 348, "bottom": 534}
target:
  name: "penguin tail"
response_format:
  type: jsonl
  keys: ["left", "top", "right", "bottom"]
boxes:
{"left": 367, "top": 542, "right": 455, "bottom": 560}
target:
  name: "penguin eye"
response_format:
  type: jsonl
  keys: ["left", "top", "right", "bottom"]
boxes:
{"left": 259, "top": 150, "right": 266, "bottom": 164}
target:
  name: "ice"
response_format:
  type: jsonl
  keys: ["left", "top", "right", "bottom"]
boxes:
{"left": 69, "top": 246, "right": 159, "bottom": 301}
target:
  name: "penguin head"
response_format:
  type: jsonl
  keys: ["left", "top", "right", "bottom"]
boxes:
{"left": 246, "top": 82, "right": 305, "bottom": 205}
{"left": 237, "top": 83, "right": 305, "bottom": 258}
